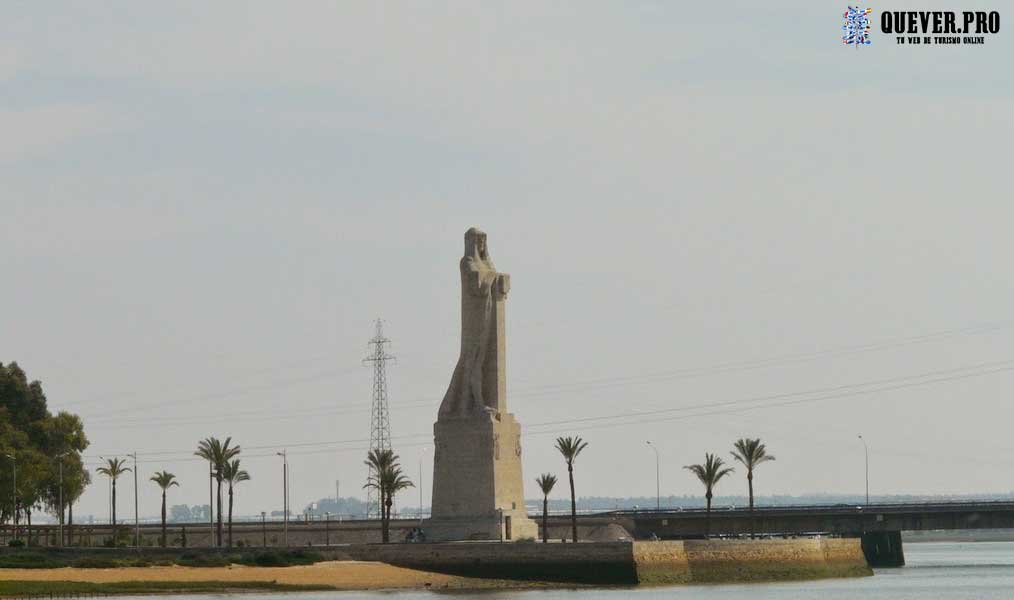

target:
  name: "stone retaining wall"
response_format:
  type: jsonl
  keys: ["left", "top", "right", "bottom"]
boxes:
{"left": 634, "top": 538, "right": 871, "bottom": 585}
{"left": 338, "top": 538, "right": 871, "bottom": 585}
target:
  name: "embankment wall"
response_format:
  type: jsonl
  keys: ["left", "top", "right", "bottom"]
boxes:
{"left": 338, "top": 538, "right": 871, "bottom": 584}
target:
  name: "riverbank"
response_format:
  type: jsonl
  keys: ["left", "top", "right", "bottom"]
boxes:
{"left": 0, "top": 539, "right": 871, "bottom": 592}
{"left": 0, "top": 561, "right": 568, "bottom": 594}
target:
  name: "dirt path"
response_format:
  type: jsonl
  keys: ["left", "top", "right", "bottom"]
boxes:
{"left": 0, "top": 561, "right": 530, "bottom": 591}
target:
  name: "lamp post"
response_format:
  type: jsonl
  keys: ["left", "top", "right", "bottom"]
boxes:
{"left": 207, "top": 460, "right": 214, "bottom": 547}
{"left": 646, "top": 441, "right": 660, "bottom": 511}
{"left": 276, "top": 450, "right": 288, "bottom": 547}
{"left": 260, "top": 511, "right": 266, "bottom": 547}
{"left": 56, "top": 452, "right": 70, "bottom": 547}
{"left": 418, "top": 447, "right": 429, "bottom": 524}
{"left": 858, "top": 435, "right": 869, "bottom": 505}
{"left": 4, "top": 454, "right": 15, "bottom": 543}
{"left": 99, "top": 455, "right": 111, "bottom": 526}
{"left": 127, "top": 452, "right": 139, "bottom": 547}
{"left": 325, "top": 512, "right": 330, "bottom": 546}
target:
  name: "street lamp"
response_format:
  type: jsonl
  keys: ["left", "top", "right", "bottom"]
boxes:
{"left": 207, "top": 461, "right": 215, "bottom": 547}
{"left": 858, "top": 435, "right": 869, "bottom": 505}
{"left": 99, "top": 455, "right": 114, "bottom": 529}
{"left": 646, "top": 441, "right": 660, "bottom": 511}
{"left": 418, "top": 447, "right": 430, "bottom": 525}
{"left": 4, "top": 454, "right": 15, "bottom": 543}
{"left": 127, "top": 452, "right": 139, "bottom": 547}
{"left": 276, "top": 451, "right": 288, "bottom": 547}
{"left": 55, "top": 452, "right": 70, "bottom": 547}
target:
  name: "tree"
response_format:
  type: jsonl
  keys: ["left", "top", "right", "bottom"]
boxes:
{"left": 1, "top": 363, "right": 91, "bottom": 541}
{"left": 40, "top": 412, "right": 89, "bottom": 544}
{"left": 684, "top": 453, "right": 734, "bottom": 538}
{"left": 150, "top": 471, "right": 178, "bottom": 547}
{"left": 555, "top": 436, "right": 588, "bottom": 542}
{"left": 535, "top": 473, "right": 557, "bottom": 544}
{"left": 731, "top": 438, "right": 775, "bottom": 539}
{"left": 221, "top": 459, "right": 250, "bottom": 547}
{"left": 96, "top": 458, "right": 131, "bottom": 529}
{"left": 363, "top": 449, "right": 413, "bottom": 543}
{"left": 194, "top": 437, "right": 240, "bottom": 546}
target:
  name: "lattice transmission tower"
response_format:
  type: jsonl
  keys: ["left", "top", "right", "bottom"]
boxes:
{"left": 362, "top": 319, "right": 394, "bottom": 519}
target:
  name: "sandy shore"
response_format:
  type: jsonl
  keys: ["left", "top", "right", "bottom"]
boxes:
{"left": 0, "top": 560, "right": 558, "bottom": 591}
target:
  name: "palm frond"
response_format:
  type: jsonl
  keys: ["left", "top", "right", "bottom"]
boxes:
{"left": 555, "top": 436, "right": 589, "bottom": 464}
{"left": 536, "top": 473, "right": 557, "bottom": 495}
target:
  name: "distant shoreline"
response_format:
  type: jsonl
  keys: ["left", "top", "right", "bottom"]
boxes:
{"left": 905, "top": 530, "right": 1014, "bottom": 543}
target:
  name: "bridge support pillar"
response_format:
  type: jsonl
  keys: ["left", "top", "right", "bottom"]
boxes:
{"left": 861, "top": 531, "right": 905, "bottom": 567}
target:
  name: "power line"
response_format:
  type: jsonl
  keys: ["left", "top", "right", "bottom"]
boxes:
{"left": 85, "top": 357, "right": 1014, "bottom": 461}
{"left": 77, "top": 321, "right": 1009, "bottom": 427}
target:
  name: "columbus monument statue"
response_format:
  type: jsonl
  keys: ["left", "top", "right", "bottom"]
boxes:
{"left": 425, "top": 227, "right": 538, "bottom": 541}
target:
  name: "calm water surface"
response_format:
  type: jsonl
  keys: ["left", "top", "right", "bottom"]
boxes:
{"left": 133, "top": 541, "right": 1014, "bottom": 599}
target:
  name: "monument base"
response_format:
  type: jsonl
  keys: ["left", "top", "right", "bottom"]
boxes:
{"left": 422, "top": 514, "right": 538, "bottom": 542}
{"left": 428, "top": 412, "right": 538, "bottom": 542}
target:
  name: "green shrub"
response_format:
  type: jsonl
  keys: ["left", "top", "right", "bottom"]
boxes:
{"left": 175, "top": 553, "right": 231, "bottom": 568}
{"left": 0, "top": 553, "right": 60, "bottom": 569}
{"left": 72, "top": 556, "right": 121, "bottom": 569}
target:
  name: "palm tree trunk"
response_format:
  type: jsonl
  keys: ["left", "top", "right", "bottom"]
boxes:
{"left": 568, "top": 463, "right": 577, "bottom": 543}
{"left": 112, "top": 480, "right": 117, "bottom": 527}
{"left": 542, "top": 496, "right": 548, "bottom": 543}
{"left": 748, "top": 471, "right": 755, "bottom": 539}
{"left": 383, "top": 492, "right": 391, "bottom": 543}
{"left": 161, "top": 491, "right": 167, "bottom": 548}
{"left": 216, "top": 479, "right": 223, "bottom": 547}
{"left": 228, "top": 484, "right": 234, "bottom": 548}
{"left": 705, "top": 492, "right": 711, "bottom": 539}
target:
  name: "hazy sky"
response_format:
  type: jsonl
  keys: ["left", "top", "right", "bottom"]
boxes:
{"left": 3, "top": 1, "right": 1013, "bottom": 520}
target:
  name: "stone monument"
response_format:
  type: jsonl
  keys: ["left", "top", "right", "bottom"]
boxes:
{"left": 425, "top": 227, "right": 538, "bottom": 541}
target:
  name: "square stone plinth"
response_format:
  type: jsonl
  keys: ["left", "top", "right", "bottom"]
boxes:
{"left": 427, "top": 412, "right": 537, "bottom": 541}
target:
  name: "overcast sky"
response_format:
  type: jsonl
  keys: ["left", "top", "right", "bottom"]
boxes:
{"left": 3, "top": 1, "right": 1013, "bottom": 520}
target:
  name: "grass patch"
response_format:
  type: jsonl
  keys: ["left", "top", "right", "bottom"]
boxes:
{"left": 0, "top": 554, "right": 62, "bottom": 569}
{"left": 173, "top": 552, "right": 232, "bottom": 568}
{"left": 235, "top": 550, "right": 324, "bottom": 567}
{"left": 0, "top": 580, "right": 334, "bottom": 597}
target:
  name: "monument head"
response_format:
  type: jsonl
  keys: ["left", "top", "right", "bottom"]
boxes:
{"left": 464, "top": 227, "right": 490, "bottom": 262}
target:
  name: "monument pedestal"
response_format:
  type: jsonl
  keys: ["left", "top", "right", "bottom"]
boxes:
{"left": 424, "top": 412, "right": 538, "bottom": 541}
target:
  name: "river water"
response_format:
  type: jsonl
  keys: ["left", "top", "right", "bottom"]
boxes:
{"left": 130, "top": 541, "right": 1014, "bottom": 599}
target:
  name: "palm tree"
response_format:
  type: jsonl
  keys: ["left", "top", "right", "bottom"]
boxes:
{"left": 363, "top": 449, "right": 412, "bottom": 543}
{"left": 149, "top": 471, "right": 178, "bottom": 547}
{"left": 684, "top": 453, "right": 734, "bottom": 538}
{"left": 382, "top": 464, "right": 414, "bottom": 541}
{"left": 555, "top": 436, "right": 588, "bottom": 542}
{"left": 221, "top": 459, "right": 250, "bottom": 547}
{"left": 731, "top": 438, "right": 775, "bottom": 539}
{"left": 535, "top": 473, "right": 557, "bottom": 544}
{"left": 96, "top": 458, "right": 131, "bottom": 530}
{"left": 194, "top": 437, "right": 240, "bottom": 547}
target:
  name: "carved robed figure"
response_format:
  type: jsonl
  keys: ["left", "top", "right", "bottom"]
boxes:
{"left": 439, "top": 227, "right": 510, "bottom": 417}
{"left": 426, "top": 228, "right": 537, "bottom": 541}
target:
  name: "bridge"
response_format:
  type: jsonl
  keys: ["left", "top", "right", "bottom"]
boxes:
{"left": 8, "top": 501, "right": 1014, "bottom": 568}
{"left": 552, "top": 500, "right": 1014, "bottom": 566}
